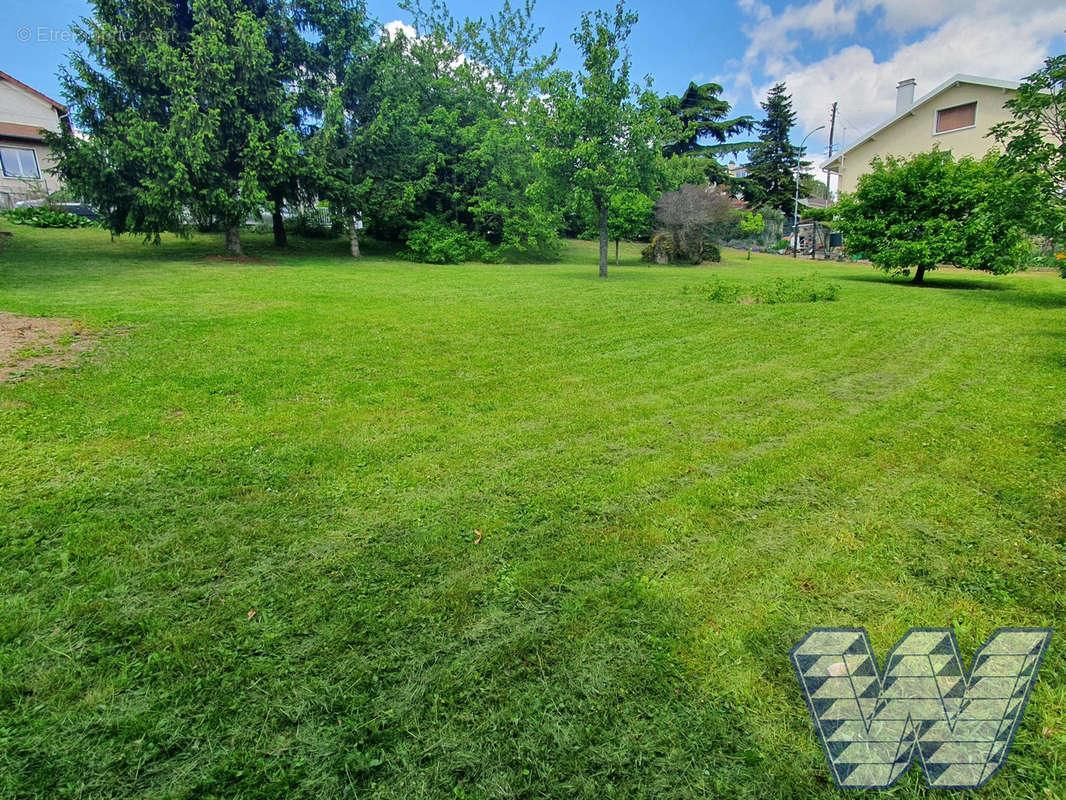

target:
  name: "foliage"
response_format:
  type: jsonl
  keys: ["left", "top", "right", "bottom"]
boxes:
{"left": 991, "top": 53, "right": 1066, "bottom": 276}
{"left": 305, "top": 3, "right": 432, "bottom": 257}
{"left": 744, "top": 83, "right": 802, "bottom": 214}
{"left": 400, "top": 216, "right": 484, "bottom": 263}
{"left": 654, "top": 183, "right": 735, "bottom": 264}
{"left": 739, "top": 211, "right": 765, "bottom": 259}
{"left": 395, "top": 0, "right": 565, "bottom": 262}
{"left": 685, "top": 275, "right": 839, "bottom": 303}
{"left": 640, "top": 232, "right": 673, "bottom": 262}
{"left": 0, "top": 208, "right": 98, "bottom": 228}
{"left": 539, "top": 1, "right": 667, "bottom": 277}
{"left": 659, "top": 154, "right": 717, "bottom": 192}
{"left": 659, "top": 81, "right": 755, "bottom": 186}
{"left": 661, "top": 82, "right": 755, "bottom": 160}
{"left": 607, "top": 189, "right": 655, "bottom": 250}
{"left": 46, "top": 0, "right": 304, "bottom": 254}
{"left": 739, "top": 211, "right": 764, "bottom": 238}
{"left": 835, "top": 150, "right": 1040, "bottom": 283}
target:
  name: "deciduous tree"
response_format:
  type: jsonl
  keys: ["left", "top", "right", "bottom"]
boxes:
{"left": 835, "top": 151, "right": 1038, "bottom": 283}
{"left": 541, "top": 2, "right": 665, "bottom": 277}
{"left": 991, "top": 53, "right": 1066, "bottom": 275}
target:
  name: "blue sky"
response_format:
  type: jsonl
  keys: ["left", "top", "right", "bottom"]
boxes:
{"left": 5, "top": 0, "right": 1065, "bottom": 163}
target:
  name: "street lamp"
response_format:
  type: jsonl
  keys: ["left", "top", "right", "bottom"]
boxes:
{"left": 793, "top": 126, "right": 825, "bottom": 258}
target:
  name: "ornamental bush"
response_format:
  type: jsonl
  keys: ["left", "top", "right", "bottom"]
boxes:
{"left": 1, "top": 207, "right": 97, "bottom": 228}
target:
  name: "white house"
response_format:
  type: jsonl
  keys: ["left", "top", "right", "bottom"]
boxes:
{"left": 0, "top": 70, "right": 71, "bottom": 209}
{"left": 823, "top": 74, "right": 1021, "bottom": 195}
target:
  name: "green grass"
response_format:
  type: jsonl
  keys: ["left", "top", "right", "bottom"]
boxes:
{"left": 0, "top": 226, "right": 1063, "bottom": 799}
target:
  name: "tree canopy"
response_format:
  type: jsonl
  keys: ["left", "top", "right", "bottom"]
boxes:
{"left": 539, "top": 1, "right": 667, "bottom": 277}
{"left": 991, "top": 53, "right": 1066, "bottom": 275}
{"left": 49, "top": 0, "right": 306, "bottom": 254}
{"left": 835, "top": 151, "right": 1039, "bottom": 283}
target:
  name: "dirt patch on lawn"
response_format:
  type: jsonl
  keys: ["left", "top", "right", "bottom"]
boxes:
{"left": 0, "top": 312, "right": 100, "bottom": 382}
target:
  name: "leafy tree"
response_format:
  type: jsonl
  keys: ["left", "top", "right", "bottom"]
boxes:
{"left": 835, "top": 150, "right": 1038, "bottom": 283}
{"left": 49, "top": 0, "right": 303, "bottom": 254}
{"left": 304, "top": 3, "right": 436, "bottom": 257}
{"left": 745, "top": 82, "right": 801, "bottom": 214}
{"left": 739, "top": 211, "right": 764, "bottom": 259}
{"left": 991, "top": 54, "right": 1066, "bottom": 275}
{"left": 654, "top": 183, "right": 735, "bottom": 264}
{"left": 397, "top": 0, "right": 564, "bottom": 261}
{"left": 607, "top": 189, "right": 654, "bottom": 263}
{"left": 662, "top": 82, "right": 755, "bottom": 158}
{"left": 541, "top": 2, "right": 665, "bottom": 277}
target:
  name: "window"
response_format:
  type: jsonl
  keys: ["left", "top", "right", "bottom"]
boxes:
{"left": 935, "top": 102, "right": 976, "bottom": 134}
{"left": 0, "top": 146, "right": 41, "bottom": 179}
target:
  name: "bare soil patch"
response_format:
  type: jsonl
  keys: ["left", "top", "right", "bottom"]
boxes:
{"left": 0, "top": 312, "right": 99, "bottom": 382}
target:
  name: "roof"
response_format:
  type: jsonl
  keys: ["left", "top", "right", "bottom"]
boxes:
{"left": 0, "top": 70, "right": 67, "bottom": 113}
{"left": 0, "top": 121, "right": 51, "bottom": 141}
{"left": 822, "top": 74, "right": 1020, "bottom": 171}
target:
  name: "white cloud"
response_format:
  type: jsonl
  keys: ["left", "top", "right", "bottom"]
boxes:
{"left": 731, "top": 0, "right": 1066, "bottom": 157}
{"left": 382, "top": 20, "right": 418, "bottom": 41}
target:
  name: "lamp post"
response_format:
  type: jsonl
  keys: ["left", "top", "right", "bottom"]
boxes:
{"left": 792, "top": 126, "right": 825, "bottom": 258}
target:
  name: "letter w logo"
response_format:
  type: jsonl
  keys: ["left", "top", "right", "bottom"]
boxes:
{"left": 792, "top": 628, "right": 1052, "bottom": 789}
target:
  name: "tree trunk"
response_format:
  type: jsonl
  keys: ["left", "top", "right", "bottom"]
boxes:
{"left": 225, "top": 226, "right": 242, "bottom": 256}
{"left": 912, "top": 264, "right": 927, "bottom": 284}
{"left": 271, "top": 196, "right": 287, "bottom": 248}
{"left": 598, "top": 204, "right": 609, "bottom": 278}
{"left": 615, "top": 238, "right": 620, "bottom": 265}
{"left": 348, "top": 217, "right": 361, "bottom": 258}
{"left": 747, "top": 246, "right": 752, "bottom": 260}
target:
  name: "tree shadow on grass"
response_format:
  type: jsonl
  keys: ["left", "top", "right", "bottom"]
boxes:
{"left": 835, "top": 272, "right": 1007, "bottom": 291}
{"left": 837, "top": 270, "right": 1066, "bottom": 309}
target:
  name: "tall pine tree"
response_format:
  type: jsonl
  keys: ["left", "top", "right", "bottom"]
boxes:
{"left": 745, "top": 82, "right": 800, "bottom": 214}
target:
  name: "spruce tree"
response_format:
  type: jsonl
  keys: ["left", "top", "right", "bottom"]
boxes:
{"left": 49, "top": 0, "right": 303, "bottom": 254}
{"left": 745, "top": 82, "right": 801, "bottom": 214}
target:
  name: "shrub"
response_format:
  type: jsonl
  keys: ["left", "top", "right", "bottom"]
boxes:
{"left": 640, "top": 233, "right": 673, "bottom": 263}
{"left": 685, "top": 276, "right": 838, "bottom": 304}
{"left": 401, "top": 217, "right": 484, "bottom": 264}
{"left": 1, "top": 207, "right": 97, "bottom": 228}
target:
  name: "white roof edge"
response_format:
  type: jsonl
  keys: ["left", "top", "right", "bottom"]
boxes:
{"left": 821, "top": 73, "right": 1021, "bottom": 170}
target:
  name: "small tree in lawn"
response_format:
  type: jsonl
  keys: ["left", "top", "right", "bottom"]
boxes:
{"left": 739, "top": 211, "right": 764, "bottom": 259}
{"left": 541, "top": 2, "right": 665, "bottom": 277}
{"left": 607, "top": 189, "right": 654, "bottom": 264}
{"left": 835, "top": 150, "right": 1038, "bottom": 283}
{"left": 991, "top": 54, "right": 1066, "bottom": 276}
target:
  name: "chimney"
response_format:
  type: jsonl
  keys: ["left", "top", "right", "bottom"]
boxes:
{"left": 896, "top": 78, "right": 916, "bottom": 114}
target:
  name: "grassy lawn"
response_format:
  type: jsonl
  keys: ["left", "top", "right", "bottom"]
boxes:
{"left": 0, "top": 225, "right": 1063, "bottom": 798}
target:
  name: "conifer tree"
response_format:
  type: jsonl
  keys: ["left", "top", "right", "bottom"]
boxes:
{"left": 745, "top": 82, "right": 801, "bottom": 214}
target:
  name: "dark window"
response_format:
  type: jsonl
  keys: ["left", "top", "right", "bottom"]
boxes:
{"left": 935, "top": 102, "right": 976, "bottom": 133}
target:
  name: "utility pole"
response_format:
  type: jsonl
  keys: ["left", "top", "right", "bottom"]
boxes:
{"left": 825, "top": 102, "right": 837, "bottom": 205}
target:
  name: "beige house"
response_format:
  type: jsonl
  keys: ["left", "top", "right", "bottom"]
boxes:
{"left": 0, "top": 70, "right": 70, "bottom": 209}
{"left": 823, "top": 75, "right": 1020, "bottom": 195}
